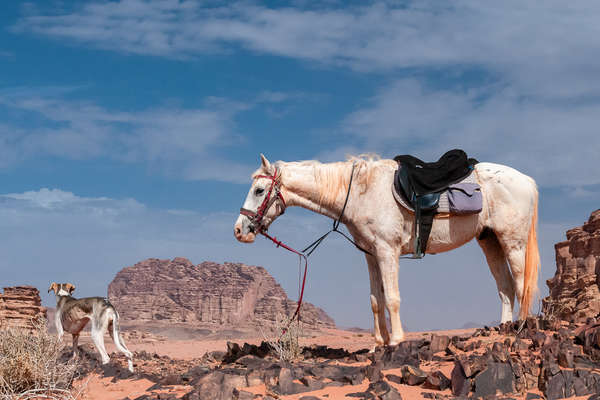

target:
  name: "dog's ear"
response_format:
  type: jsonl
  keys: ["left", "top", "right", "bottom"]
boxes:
{"left": 48, "top": 282, "right": 58, "bottom": 294}
{"left": 66, "top": 283, "right": 76, "bottom": 294}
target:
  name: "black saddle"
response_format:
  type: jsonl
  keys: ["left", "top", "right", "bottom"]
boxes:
{"left": 394, "top": 149, "right": 478, "bottom": 258}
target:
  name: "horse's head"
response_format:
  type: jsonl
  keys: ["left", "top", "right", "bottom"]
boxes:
{"left": 234, "top": 154, "right": 286, "bottom": 243}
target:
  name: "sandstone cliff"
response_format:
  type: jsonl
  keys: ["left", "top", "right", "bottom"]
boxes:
{"left": 108, "top": 258, "right": 334, "bottom": 334}
{"left": 542, "top": 210, "right": 600, "bottom": 322}
{"left": 0, "top": 286, "right": 47, "bottom": 330}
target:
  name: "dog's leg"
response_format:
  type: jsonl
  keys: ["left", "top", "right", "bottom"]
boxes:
{"left": 108, "top": 311, "right": 134, "bottom": 372}
{"left": 72, "top": 334, "right": 80, "bottom": 358}
{"left": 55, "top": 311, "right": 64, "bottom": 342}
{"left": 91, "top": 319, "right": 110, "bottom": 365}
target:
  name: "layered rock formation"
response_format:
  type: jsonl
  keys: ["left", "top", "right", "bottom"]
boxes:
{"left": 0, "top": 286, "right": 47, "bottom": 330}
{"left": 108, "top": 258, "right": 334, "bottom": 332}
{"left": 542, "top": 209, "right": 600, "bottom": 322}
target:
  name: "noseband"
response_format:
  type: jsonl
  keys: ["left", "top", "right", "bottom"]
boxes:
{"left": 240, "top": 168, "right": 286, "bottom": 233}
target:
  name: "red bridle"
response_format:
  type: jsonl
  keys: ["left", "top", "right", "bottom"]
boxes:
{"left": 239, "top": 168, "right": 286, "bottom": 234}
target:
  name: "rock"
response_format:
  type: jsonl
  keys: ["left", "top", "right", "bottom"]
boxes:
{"left": 558, "top": 349, "right": 574, "bottom": 368}
{"left": 385, "top": 374, "right": 403, "bottom": 385}
{"left": 108, "top": 258, "right": 334, "bottom": 335}
{"left": 233, "top": 389, "right": 255, "bottom": 400}
{"left": 525, "top": 393, "right": 542, "bottom": 399}
{"left": 430, "top": 335, "right": 450, "bottom": 353}
{"left": 0, "top": 286, "right": 47, "bottom": 330}
{"left": 474, "top": 362, "right": 515, "bottom": 397}
{"left": 451, "top": 362, "right": 470, "bottom": 396}
{"left": 542, "top": 210, "right": 600, "bottom": 323}
{"left": 511, "top": 338, "right": 530, "bottom": 352}
{"left": 401, "top": 365, "right": 427, "bottom": 386}
{"left": 366, "top": 361, "right": 384, "bottom": 382}
{"left": 306, "top": 364, "right": 365, "bottom": 385}
{"left": 459, "top": 355, "right": 488, "bottom": 378}
{"left": 423, "top": 371, "right": 451, "bottom": 391}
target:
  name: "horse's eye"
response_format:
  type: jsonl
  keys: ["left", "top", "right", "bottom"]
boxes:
{"left": 255, "top": 187, "right": 265, "bottom": 196}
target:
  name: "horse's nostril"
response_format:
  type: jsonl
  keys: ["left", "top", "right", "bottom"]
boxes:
{"left": 235, "top": 227, "right": 241, "bottom": 235}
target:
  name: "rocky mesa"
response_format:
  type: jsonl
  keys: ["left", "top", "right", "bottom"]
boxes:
{"left": 108, "top": 257, "right": 334, "bottom": 335}
{"left": 543, "top": 209, "right": 600, "bottom": 322}
{"left": 0, "top": 285, "right": 47, "bottom": 330}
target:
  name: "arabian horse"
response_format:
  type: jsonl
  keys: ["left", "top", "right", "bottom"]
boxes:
{"left": 234, "top": 154, "right": 540, "bottom": 346}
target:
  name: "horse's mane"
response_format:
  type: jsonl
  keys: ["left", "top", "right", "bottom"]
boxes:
{"left": 276, "top": 154, "right": 386, "bottom": 209}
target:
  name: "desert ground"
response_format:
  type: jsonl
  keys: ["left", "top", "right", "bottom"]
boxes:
{"left": 64, "top": 320, "right": 600, "bottom": 400}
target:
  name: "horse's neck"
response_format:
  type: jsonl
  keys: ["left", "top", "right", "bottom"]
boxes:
{"left": 279, "top": 162, "right": 351, "bottom": 221}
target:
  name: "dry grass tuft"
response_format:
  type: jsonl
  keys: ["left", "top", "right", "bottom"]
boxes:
{"left": 0, "top": 318, "right": 83, "bottom": 400}
{"left": 261, "top": 313, "right": 303, "bottom": 362}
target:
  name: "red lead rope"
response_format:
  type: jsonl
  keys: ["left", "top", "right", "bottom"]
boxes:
{"left": 260, "top": 230, "right": 308, "bottom": 334}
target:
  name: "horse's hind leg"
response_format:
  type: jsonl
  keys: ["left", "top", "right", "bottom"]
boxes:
{"left": 477, "top": 230, "right": 515, "bottom": 323}
{"left": 366, "top": 254, "right": 390, "bottom": 347}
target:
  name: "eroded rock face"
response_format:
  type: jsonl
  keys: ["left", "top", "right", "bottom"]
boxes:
{"left": 108, "top": 258, "right": 334, "bottom": 331}
{"left": 0, "top": 286, "right": 47, "bottom": 330}
{"left": 543, "top": 210, "right": 600, "bottom": 322}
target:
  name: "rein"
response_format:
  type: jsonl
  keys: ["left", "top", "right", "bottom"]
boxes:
{"left": 245, "top": 163, "right": 372, "bottom": 332}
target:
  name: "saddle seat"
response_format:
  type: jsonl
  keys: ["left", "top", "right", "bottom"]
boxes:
{"left": 393, "top": 149, "right": 479, "bottom": 258}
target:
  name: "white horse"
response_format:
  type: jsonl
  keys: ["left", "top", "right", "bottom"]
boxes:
{"left": 234, "top": 154, "right": 540, "bottom": 346}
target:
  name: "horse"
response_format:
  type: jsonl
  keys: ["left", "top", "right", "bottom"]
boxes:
{"left": 234, "top": 154, "right": 540, "bottom": 346}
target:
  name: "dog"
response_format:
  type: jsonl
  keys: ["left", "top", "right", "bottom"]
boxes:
{"left": 48, "top": 282, "right": 133, "bottom": 372}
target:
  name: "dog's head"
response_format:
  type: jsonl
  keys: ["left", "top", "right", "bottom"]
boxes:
{"left": 48, "top": 282, "right": 76, "bottom": 296}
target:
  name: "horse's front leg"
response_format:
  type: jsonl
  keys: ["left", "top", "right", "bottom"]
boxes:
{"left": 366, "top": 254, "right": 390, "bottom": 347}
{"left": 378, "top": 248, "right": 405, "bottom": 346}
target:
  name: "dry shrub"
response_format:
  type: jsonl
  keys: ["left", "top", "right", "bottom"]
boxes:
{"left": 261, "top": 313, "right": 303, "bottom": 362}
{"left": 0, "top": 318, "right": 82, "bottom": 400}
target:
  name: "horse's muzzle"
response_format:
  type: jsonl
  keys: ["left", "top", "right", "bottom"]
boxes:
{"left": 234, "top": 223, "right": 256, "bottom": 243}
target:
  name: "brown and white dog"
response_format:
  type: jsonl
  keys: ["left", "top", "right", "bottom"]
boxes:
{"left": 48, "top": 282, "right": 134, "bottom": 372}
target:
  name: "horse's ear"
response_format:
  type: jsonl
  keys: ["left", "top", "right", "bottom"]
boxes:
{"left": 260, "top": 154, "right": 274, "bottom": 174}
{"left": 48, "top": 282, "right": 58, "bottom": 294}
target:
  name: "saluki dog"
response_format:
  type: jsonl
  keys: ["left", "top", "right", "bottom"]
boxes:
{"left": 48, "top": 282, "right": 134, "bottom": 372}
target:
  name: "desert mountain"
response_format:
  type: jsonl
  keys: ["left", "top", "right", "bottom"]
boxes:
{"left": 107, "top": 257, "right": 334, "bottom": 338}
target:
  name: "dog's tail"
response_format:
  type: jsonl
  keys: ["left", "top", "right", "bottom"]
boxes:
{"left": 107, "top": 301, "right": 134, "bottom": 372}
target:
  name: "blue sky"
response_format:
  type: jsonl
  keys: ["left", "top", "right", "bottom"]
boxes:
{"left": 1, "top": 0, "right": 599, "bottom": 331}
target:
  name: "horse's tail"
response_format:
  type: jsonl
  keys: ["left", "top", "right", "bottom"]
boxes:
{"left": 519, "top": 187, "right": 540, "bottom": 320}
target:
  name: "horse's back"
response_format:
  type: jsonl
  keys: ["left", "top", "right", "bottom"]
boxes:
{"left": 474, "top": 162, "right": 537, "bottom": 233}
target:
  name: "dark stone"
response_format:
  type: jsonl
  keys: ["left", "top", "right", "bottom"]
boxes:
{"left": 423, "top": 371, "right": 451, "bottom": 391}
{"left": 236, "top": 355, "right": 271, "bottom": 370}
{"left": 299, "top": 376, "right": 326, "bottom": 391}
{"left": 385, "top": 374, "right": 403, "bottom": 385}
{"left": 545, "top": 372, "right": 566, "bottom": 400}
{"left": 474, "top": 362, "right": 515, "bottom": 397}
{"left": 573, "top": 376, "right": 592, "bottom": 396}
{"left": 558, "top": 349, "right": 574, "bottom": 368}
{"left": 368, "top": 380, "right": 391, "bottom": 395}
{"left": 302, "top": 345, "right": 350, "bottom": 360}
{"left": 530, "top": 331, "right": 547, "bottom": 349}
{"left": 459, "top": 355, "right": 488, "bottom": 378}
{"left": 379, "top": 386, "right": 403, "bottom": 400}
{"left": 451, "top": 362, "right": 470, "bottom": 396}
{"left": 402, "top": 365, "right": 427, "bottom": 386}
{"left": 233, "top": 389, "right": 255, "bottom": 400}
{"left": 306, "top": 364, "right": 366, "bottom": 385}
{"left": 511, "top": 338, "right": 530, "bottom": 352}
{"left": 430, "top": 335, "right": 450, "bottom": 353}
{"left": 366, "top": 361, "right": 384, "bottom": 382}
{"left": 525, "top": 393, "right": 542, "bottom": 400}
{"left": 346, "top": 392, "right": 375, "bottom": 399}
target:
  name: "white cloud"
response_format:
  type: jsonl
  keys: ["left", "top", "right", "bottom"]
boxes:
{"left": 13, "top": 1, "right": 600, "bottom": 94}
{"left": 343, "top": 79, "right": 600, "bottom": 187}
{"left": 0, "top": 91, "right": 253, "bottom": 183}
